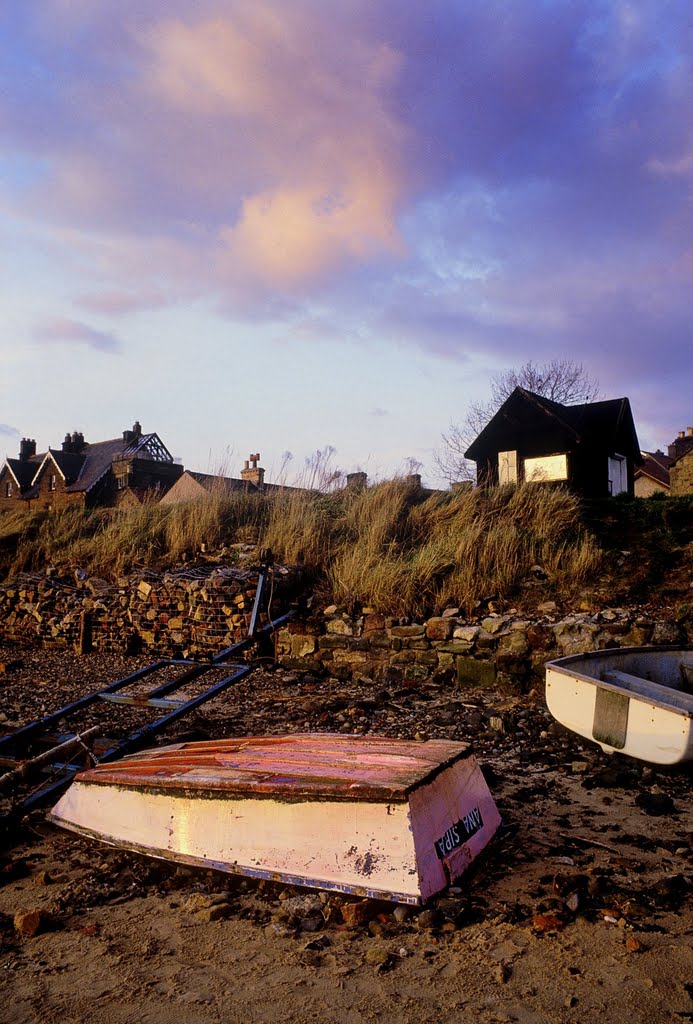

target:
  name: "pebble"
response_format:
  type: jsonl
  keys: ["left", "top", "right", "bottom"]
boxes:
{"left": 416, "top": 909, "right": 440, "bottom": 930}
{"left": 14, "top": 909, "right": 45, "bottom": 937}
{"left": 365, "top": 946, "right": 390, "bottom": 966}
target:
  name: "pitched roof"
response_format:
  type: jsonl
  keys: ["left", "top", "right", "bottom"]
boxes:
{"left": 23, "top": 432, "right": 174, "bottom": 497}
{"left": 63, "top": 439, "right": 128, "bottom": 492}
{"left": 465, "top": 387, "right": 642, "bottom": 462}
{"left": 635, "top": 451, "right": 672, "bottom": 487}
{"left": 186, "top": 471, "right": 252, "bottom": 493}
{"left": 3, "top": 455, "right": 45, "bottom": 489}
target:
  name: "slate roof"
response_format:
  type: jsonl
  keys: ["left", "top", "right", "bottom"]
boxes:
{"left": 63, "top": 439, "right": 129, "bottom": 493}
{"left": 3, "top": 455, "right": 45, "bottom": 489}
{"left": 636, "top": 451, "right": 672, "bottom": 487}
{"left": 465, "top": 388, "right": 642, "bottom": 462}
{"left": 186, "top": 471, "right": 251, "bottom": 493}
{"left": 20, "top": 433, "right": 173, "bottom": 498}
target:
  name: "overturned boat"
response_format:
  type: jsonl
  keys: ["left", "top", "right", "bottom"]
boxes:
{"left": 49, "top": 733, "right": 501, "bottom": 904}
{"left": 546, "top": 646, "right": 693, "bottom": 764}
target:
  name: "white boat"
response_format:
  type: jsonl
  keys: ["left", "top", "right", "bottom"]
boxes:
{"left": 545, "top": 646, "right": 693, "bottom": 764}
{"left": 48, "top": 733, "right": 501, "bottom": 904}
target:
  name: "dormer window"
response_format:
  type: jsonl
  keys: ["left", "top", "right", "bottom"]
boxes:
{"left": 49, "top": 474, "right": 57, "bottom": 491}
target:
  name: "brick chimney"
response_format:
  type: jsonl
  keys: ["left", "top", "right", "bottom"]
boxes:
{"left": 62, "top": 431, "right": 85, "bottom": 453}
{"left": 19, "top": 438, "right": 36, "bottom": 461}
{"left": 346, "top": 472, "right": 368, "bottom": 490}
{"left": 241, "top": 453, "right": 265, "bottom": 488}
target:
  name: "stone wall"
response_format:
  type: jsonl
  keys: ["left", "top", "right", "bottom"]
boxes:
{"left": 671, "top": 449, "right": 693, "bottom": 496}
{"left": 276, "top": 603, "right": 691, "bottom": 693}
{"left": 0, "top": 563, "right": 301, "bottom": 657}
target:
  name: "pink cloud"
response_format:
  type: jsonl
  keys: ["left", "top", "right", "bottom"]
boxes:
{"left": 140, "top": 8, "right": 408, "bottom": 286}
{"left": 34, "top": 317, "right": 122, "bottom": 353}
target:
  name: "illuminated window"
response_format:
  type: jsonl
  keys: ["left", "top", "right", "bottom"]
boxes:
{"left": 4, "top": 481, "right": 12, "bottom": 497}
{"left": 524, "top": 454, "right": 568, "bottom": 482}
{"left": 498, "top": 450, "right": 518, "bottom": 484}
{"left": 48, "top": 474, "right": 57, "bottom": 491}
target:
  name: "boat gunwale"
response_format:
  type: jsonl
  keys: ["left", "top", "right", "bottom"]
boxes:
{"left": 546, "top": 645, "right": 693, "bottom": 720}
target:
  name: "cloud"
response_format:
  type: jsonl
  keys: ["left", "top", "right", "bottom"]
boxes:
{"left": 370, "top": 408, "right": 390, "bottom": 418}
{"left": 33, "top": 317, "right": 122, "bottom": 353}
{"left": 77, "top": 288, "right": 170, "bottom": 316}
{"left": 0, "top": 0, "right": 690, "bottom": 403}
{"left": 0, "top": 424, "right": 20, "bottom": 438}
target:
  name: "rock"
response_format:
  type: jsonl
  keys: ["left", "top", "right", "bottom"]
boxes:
{"left": 392, "top": 905, "right": 410, "bottom": 924}
{"left": 452, "top": 626, "right": 479, "bottom": 642}
{"left": 532, "top": 912, "right": 564, "bottom": 933}
{"left": 651, "top": 621, "right": 680, "bottom": 645}
{"left": 182, "top": 892, "right": 214, "bottom": 913}
{"left": 32, "top": 871, "right": 53, "bottom": 886}
{"left": 365, "top": 946, "right": 390, "bottom": 966}
{"left": 326, "top": 618, "right": 354, "bottom": 636}
{"left": 536, "top": 601, "right": 557, "bottom": 615}
{"left": 341, "top": 900, "right": 376, "bottom": 928}
{"left": 300, "top": 913, "right": 325, "bottom": 933}
{"left": 635, "top": 791, "right": 677, "bottom": 816}
{"left": 416, "top": 908, "right": 440, "bottom": 930}
{"left": 425, "top": 618, "right": 452, "bottom": 641}
{"left": 625, "top": 934, "right": 646, "bottom": 952}
{"left": 14, "top": 909, "right": 45, "bottom": 937}
{"left": 389, "top": 625, "right": 426, "bottom": 638}
{"left": 197, "top": 903, "right": 232, "bottom": 922}
{"left": 481, "top": 616, "right": 507, "bottom": 635}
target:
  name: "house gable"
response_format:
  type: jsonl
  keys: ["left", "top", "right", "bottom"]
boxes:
{"left": 464, "top": 387, "right": 641, "bottom": 497}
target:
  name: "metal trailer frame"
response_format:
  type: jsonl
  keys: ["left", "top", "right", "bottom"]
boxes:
{"left": 0, "top": 552, "right": 295, "bottom": 823}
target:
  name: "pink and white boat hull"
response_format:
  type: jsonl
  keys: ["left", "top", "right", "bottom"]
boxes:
{"left": 49, "top": 734, "right": 501, "bottom": 903}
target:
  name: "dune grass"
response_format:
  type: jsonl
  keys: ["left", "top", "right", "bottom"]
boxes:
{"left": 0, "top": 480, "right": 603, "bottom": 615}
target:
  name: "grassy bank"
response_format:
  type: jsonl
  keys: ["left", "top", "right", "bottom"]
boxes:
{"left": 0, "top": 481, "right": 619, "bottom": 617}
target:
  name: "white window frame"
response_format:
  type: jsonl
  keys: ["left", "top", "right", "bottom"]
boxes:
{"left": 608, "top": 454, "right": 627, "bottom": 496}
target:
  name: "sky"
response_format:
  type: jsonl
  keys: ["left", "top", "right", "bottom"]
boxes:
{"left": 1, "top": 0, "right": 691, "bottom": 486}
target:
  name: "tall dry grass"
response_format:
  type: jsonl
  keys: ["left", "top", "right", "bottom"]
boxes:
{"left": 0, "top": 480, "right": 602, "bottom": 614}
{"left": 325, "top": 481, "right": 602, "bottom": 615}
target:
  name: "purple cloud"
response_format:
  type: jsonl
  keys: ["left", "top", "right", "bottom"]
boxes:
{"left": 33, "top": 317, "right": 122, "bottom": 354}
{"left": 0, "top": 0, "right": 689, "bottom": 448}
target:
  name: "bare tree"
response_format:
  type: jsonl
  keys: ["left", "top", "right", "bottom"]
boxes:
{"left": 436, "top": 359, "right": 599, "bottom": 484}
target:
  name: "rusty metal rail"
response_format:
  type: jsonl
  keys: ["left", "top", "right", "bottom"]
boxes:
{"left": 0, "top": 551, "right": 296, "bottom": 824}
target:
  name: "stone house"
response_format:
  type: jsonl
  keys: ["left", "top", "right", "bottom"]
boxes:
{"left": 465, "top": 387, "right": 642, "bottom": 498}
{"left": 160, "top": 454, "right": 307, "bottom": 505}
{"left": 159, "top": 470, "right": 254, "bottom": 505}
{"left": 0, "top": 422, "right": 183, "bottom": 511}
{"left": 634, "top": 450, "right": 672, "bottom": 497}
{"left": 669, "top": 427, "right": 693, "bottom": 496}
{"left": 0, "top": 438, "right": 45, "bottom": 504}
